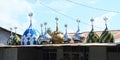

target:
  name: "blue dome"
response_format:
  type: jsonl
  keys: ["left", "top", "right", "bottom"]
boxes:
{"left": 21, "top": 24, "right": 39, "bottom": 45}
{"left": 63, "top": 32, "right": 71, "bottom": 42}
{"left": 38, "top": 32, "right": 51, "bottom": 44}
{"left": 7, "top": 35, "right": 14, "bottom": 45}
{"left": 73, "top": 28, "right": 85, "bottom": 42}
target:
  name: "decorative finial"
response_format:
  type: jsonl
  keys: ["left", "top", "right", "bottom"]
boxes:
{"left": 76, "top": 19, "right": 80, "bottom": 32}
{"left": 55, "top": 17, "right": 58, "bottom": 21}
{"left": 28, "top": 12, "right": 33, "bottom": 25}
{"left": 64, "top": 24, "right": 67, "bottom": 33}
{"left": 90, "top": 18, "right": 94, "bottom": 29}
{"left": 103, "top": 17, "right": 108, "bottom": 28}
{"left": 55, "top": 17, "right": 59, "bottom": 31}
{"left": 40, "top": 24, "right": 43, "bottom": 35}
{"left": 44, "top": 22, "right": 47, "bottom": 33}
{"left": 14, "top": 27, "right": 17, "bottom": 34}
{"left": 10, "top": 27, "right": 13, "bottom": 35}
{"left": 64, "top": 24, "right": 67, "bottom": 28}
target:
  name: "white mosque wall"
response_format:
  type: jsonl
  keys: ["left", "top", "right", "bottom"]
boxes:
{"left": 0, "top": 27, "right": 11, "bottom": 45}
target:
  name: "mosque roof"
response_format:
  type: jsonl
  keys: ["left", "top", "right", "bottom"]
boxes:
{"left": 21, "top": 13, "right": 39, "bottom": 45}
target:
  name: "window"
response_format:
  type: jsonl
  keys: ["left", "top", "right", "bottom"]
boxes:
{"left": 43, "top": 49, "right": 57, "bottom": 60}
{"left": 63, "top": 46, "right": 89, "bottom": 60}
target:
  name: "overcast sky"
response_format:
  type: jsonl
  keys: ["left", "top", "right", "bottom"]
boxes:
{"left": 0, "top": 0, "right": 120, "bottom": 35}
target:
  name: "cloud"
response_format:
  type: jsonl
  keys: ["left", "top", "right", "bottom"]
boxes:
{"left": 93, "top": 12, "right": 117, "bottom": 31}
{"left": 0, "top": 0, "right": 34, "bottom": 34}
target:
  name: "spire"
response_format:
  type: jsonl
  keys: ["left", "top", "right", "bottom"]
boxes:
{"left": 40, "top": 24, "right": 43, "bottom": 35}
{"left": 44, "top": 22, "right": 47, "bottom": 33}
{"left": 28, "top": 12, "right": 33, "bottom": 27}
{"left": 14, "top": 27, "right": 17, "bottom": 34}
{"left": 90, "top": 18, "right": 94, "bottom": 31}
{"left": 64, "top": 24, "right": 67, "bottom": 34}
{"left": 103, "top": 17, "right": 108, "bottom": 29}
{"left": 55, "top": 17, "right": 59, "bottom": 32}
{"left": 76, "top": 19, "right": 80, "bottom": 32}
{"left": 10, "top": 27, "right": 13, "bottom": 35}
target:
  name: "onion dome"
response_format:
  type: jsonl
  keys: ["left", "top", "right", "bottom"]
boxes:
{"left": 38, "top": 23, "right": 51, "bottom": 44}
{"left": 86, "top": 18, "right": 99, "bottom": 43}
{"left": 52, "top": 17, "right": 64, "bottom": 44}
{"left": 99, "top": 17, "right": 114, "bottom": 43}
{"left": 73, "top": 20, "right": 85, "bottom": 43}
{"left": 21, "top": 13, "right": 39, "bottom": 45}
{"left": 7, "top": 27, "right": 21, "bottom": 45}
{"left": 7, "top": 28, "right": 14, "bottom": 45}
{"left": 63, "top": 24, "right": 71, "bottom": 43}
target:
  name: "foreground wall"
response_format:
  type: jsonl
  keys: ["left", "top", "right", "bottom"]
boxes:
{"left": 89, "top": 47, "right": 106, "bottom": 60}
{"left": 0, "top": 48, "right": 17, "bottom": 60}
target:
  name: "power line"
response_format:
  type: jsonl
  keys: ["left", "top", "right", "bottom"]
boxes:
{"left": 39, "top": 2, "right": 103, "bottom": 29}
{"left": 66, "top": 0, "right": 120, "bottom": 13}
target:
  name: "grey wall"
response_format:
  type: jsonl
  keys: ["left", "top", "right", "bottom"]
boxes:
{"left": 0, "top": 48, "right": 17, "bottom": 60}
{"left": 0, "top": 28, "right": 10, "bottom": 45}
{"left": 17, "top": 47, "right": 43, "bottom": 60}
{"left": 89, "top": 47, "right": 106, "bottom": 60}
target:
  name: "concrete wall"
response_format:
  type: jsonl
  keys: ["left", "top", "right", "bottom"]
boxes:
{"left": 89, "top": 47, "right": 106, "bottom": 60}
{"left": 0, "top": 48, "right": 4, "bottom": 60}
{"left": 17, "top": 47, "right": 43, "bottom": 60}
{"left": 0, "top": 48, "right": 18, "bottom": 60}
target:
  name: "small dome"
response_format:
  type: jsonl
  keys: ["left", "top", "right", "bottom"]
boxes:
{"left": 7, "top": 34, "right": 21, "bottom": 45}
{"left": 7, "top": 27, "right": 21, "bottom": 45}
{"left": 7, "top": 35, "right": 14, "bottom": 45}
{"left": 12, "top": 34, "right": 21, "bottom": 45}
{"left": 73, "top": 32, "right": 85, "bottom": 42}
{"left": 52, "top": 17, "right": 64, "bottom": 44}
{"left": 52, "top": 31, "right": 64, "bottom": 44}
{"left": 21, "top": 13, "right": 39, "bottom": 45}
{"left": 38, "top": 32, "right": 51, "bottom": 44}
{"left": 73, "top": 27, "right": 85, "bottom": 43}
{"left": 99, "top": 27, "right": 114, "bottom": 43}
{"left": 86, "top": 28, "right": 99, "bottom": 43}
{"left": 21, "top": 24, "right": 39, "bottom": 45}
{"left": 63, "top": 32, "right": 71, "bottom": 43}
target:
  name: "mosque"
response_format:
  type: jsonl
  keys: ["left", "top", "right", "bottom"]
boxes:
{"left": 0, "top": 13, "right": 120, "bottom": 60}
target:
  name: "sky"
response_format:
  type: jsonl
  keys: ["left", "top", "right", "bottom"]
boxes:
{"left": 0, "top": 0, "right": 120, "bottom": 35}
